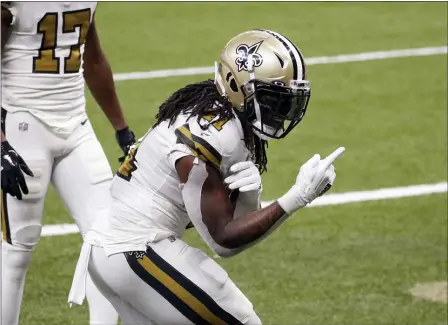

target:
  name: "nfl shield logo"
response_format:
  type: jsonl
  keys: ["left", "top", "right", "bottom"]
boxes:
{"left": 19, "top": 122, "right": 28, "bottom": 131}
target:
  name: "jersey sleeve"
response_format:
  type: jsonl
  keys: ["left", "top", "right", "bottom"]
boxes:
{"left": 173, "top": 115, "right": 248, "bottom": 176}
{"left": 174, "top": 122, "right": 224, "bottom": 170}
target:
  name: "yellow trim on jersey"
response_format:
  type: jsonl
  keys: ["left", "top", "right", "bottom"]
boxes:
{"left": 1, "top": 190, "right": 11, "bottom": 243}
{"left": 202, "top": 114, "right": 229, "bottom": 131}
{"left": 138, "top": 256, "right": 227, "bottom": 325}
{"left": 175, "top": 125, "right": 222, "bottom": 169}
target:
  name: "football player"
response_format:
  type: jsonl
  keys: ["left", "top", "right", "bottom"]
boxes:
{"left": 69, "top": 29, "right": 345, "bottom": 324}
{"left": 1, "top": 2, "right": 135, "bottom": 325}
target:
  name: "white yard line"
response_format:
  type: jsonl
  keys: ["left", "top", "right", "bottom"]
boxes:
{"left": 41, "top": 224, "right": 80, "bottom": 237}
{"left": 260, "top": 182, "right": 447, "bottom": 207}
{"left": 40, "top": 182, "right": 447, "bottom": 237}
{"left": 113, "top": 46, "right": 447, "bottom": 82}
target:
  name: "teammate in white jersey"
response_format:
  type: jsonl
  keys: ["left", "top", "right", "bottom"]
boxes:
{"left": 1, "top": 2, "right": 136, "bottom": 325}
{"left": 69, "top": 29, "right": 345, "bottom": 324}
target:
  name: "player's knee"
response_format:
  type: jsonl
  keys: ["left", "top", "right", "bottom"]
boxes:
{"left": 12, "top": 224, "right": 42, "bottom": 249}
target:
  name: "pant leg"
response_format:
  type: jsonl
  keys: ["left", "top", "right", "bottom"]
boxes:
{"left": 51, "top": 120, "right": 118, "bottom": 325}
{"left": 1, "top": 110, "right": 53, "bottom": 325}
{"left": 90, "top": 238, "right": 261, "bottom": 325}
{"left": 89, "top": 246, "right": 157, "bottom": 325}
{"left": 51, "top": 120, "right": 113, "bottom": 235}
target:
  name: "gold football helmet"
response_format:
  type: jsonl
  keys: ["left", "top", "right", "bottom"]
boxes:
{"left": 215, "top": 29, "right": 310, "bottom": 140}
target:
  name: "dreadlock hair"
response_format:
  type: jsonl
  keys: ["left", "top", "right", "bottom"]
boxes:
{"left": 153, "top": 79, "right": 268, "bottom": 173}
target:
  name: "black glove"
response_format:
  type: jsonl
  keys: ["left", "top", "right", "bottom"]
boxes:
{"left": 115, "top": 127, "right": 136, "bottom": 163}
{"left": 1, "top": 141, "right": 34, "bottom": 200}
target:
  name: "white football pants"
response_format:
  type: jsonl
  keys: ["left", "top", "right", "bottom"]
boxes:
{"left": 1, "top": 109, "right": 118, "bottom": 325}
{"left": 88, "top": 237, "right": 262, "bottom": 325}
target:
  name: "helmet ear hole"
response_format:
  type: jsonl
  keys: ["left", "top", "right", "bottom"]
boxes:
{"left": 225, "top": 72, "right": 239, "bottom": 93}
{"left": 229, "top": 78, "right": 239, "bottom": 92}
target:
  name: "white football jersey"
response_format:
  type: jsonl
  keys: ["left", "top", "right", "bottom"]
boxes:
{"left": 1, "top": 1, "right": 97, "bottom": 137}
{"left": 86, "top": 112, "right": 251, "bottom": 256}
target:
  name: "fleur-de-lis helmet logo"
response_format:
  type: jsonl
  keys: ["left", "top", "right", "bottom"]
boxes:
{"left": 235, "top": 41, "right": 264, "bottom": 72}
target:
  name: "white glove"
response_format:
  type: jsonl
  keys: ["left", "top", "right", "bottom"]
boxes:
{"left": 277, "top": 147, "right": 345, "bottom": 214}
{"left": 224, "top": 161, "right": 261, "bottom": 192}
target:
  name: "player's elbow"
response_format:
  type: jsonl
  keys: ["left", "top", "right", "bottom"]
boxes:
{"left": 211, "top": 231, "right": 244, "bottom": 253}
{"left": 201, "top": 227, "right": 242, "bottom": 257}
{"left": 211, "top": 230, "right": 241, "bottom": 250}
{"left": 211, "top": 243, "right": 242, "bottom": 258}
{"left": 214, "top": 249, "right": 238, "bottom": 259}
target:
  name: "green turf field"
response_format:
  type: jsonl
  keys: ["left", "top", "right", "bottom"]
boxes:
{"left": 17, "top": 2, "right": 448, "bottom": 324}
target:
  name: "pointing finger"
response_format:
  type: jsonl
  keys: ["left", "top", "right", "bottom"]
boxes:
{"left": 320, "top": 147, "right": 345, "bottom": 170}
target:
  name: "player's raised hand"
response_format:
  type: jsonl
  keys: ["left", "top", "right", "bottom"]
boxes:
{"left": 224, "top": 161, "right": 261, "bottom": 192}
{"left": 277, "top": 147, "right": 345, "bottom": 214}
{"left": 1, "top": 141, "right": 34, "bottom": 200}
{"left": 308, "top": 146, "right": 345, "bottom": 199}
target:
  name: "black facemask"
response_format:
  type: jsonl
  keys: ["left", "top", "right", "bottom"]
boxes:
{"left": 242, "top": 79, "right": 311, "bottom": 139}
